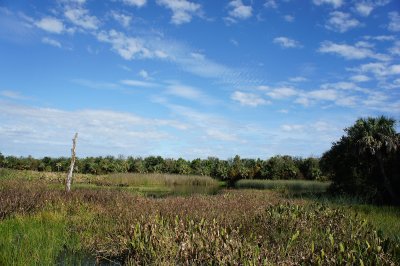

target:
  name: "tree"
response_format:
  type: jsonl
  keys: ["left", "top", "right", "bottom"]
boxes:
{"left": 0, "top": 152, "right": 4, "bottom": 167}
{"left": 298, "top": 157, "right": 323, "bottom": 180}
{"left": 174, "top": 158, "right": 191, "bottom": 175}
{"left": 66, "top": 133, "right": 78, "bottom": 192}
{"left": 264, "top": 155, "right": 300, "bottom": 180}
{"left": 348, "top": 116, "right": 399, "bottom": 203}
{"left": 322, "top": 116, "right": 399, "bottom": 204}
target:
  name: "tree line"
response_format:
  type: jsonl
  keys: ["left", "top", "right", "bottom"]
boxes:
{"left": 1, "top": 116, "right": 398, "bottom": 204}
{"left": 0, "top": 153, "right": 325, "bottom": 182}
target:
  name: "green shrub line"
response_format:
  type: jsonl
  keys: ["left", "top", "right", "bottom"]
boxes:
{"left": 0, "top": 153, "right": 326, "bottom": 182}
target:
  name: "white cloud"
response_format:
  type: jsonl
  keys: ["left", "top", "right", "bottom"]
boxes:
{"left": 308, "top": 89, "right": 338, "bottom": 101}
{"left": 294, "top": 89, "right": 358, "bottom": 108}
{"left": 266, "top": 87, "right": 298, "bottom": 99}
{"left": 354, "top": 0, "right": 390, "bottom": 16}
{"left": 60, "top": 0, "right": 87, "bottom": 4}
{"left": 166, "top": 84, "right": 203, "bottom": 100}
{"left": 350, "top": 74, "right": 370, "bottom": 82}
{"left": 231, "top": 91, "right": 268, "bottom": 107}
{"left": 325, "top": 11, "right": 361, "bottom": 33}
{"left": 64, "top": 7, "right": 100, "bottom": 30}
{"left": 363, "top": 35, "right": 395, "bottom": 41}
{"left": 320, "top": 81, "right": 361, "bottom": 91}
{"left": 110, "top": 11, "right": 132, "bottom": 28}
{"left": 281, "top": 124, "right": 304, "bottom": 132}
{"left": 0, "top": 102, "right": 189, "bottom": 157}
{"left": 264, "top": 0, "right": 277, "bottom": 8}
{"left": 72, "top": 79, "right": 119, "bottom": 90}
{"left": 120, "top": 79, "right": 158, "bottom": 87}
{"left": 97, "top": 30, "right": 165, "bottom": 60}
{"left": 96, "top": 30, "right": 250, "bottom": 87}
{"left": 161, "top": 103, "right": 253, "bottom": 150}
{"left": 354, "top": 2, "right": 373, "bottom": 16}
{"left": 230, "top": 39, "right": 239, "bottom": 46}
{"left": 389, "top": 41, "right": 400, "bottom": 56}
{"left": 256, "top": 85, "right": 270, "bottom": 91}
{"left": 289, "top": 76, "right": 307, "bottom": 82}
{"left": 355, "top": 41, "right": 374, "bottom": 49}
{"left": 0, "top": 90, "right": 27, "bottom": 100}
{"left": 41, "top": 37, "right": 62, "bottom": 48}
{"left": 206, "top": 129, "right": 238, "bottom": 141}
{"left": 138, "top": 69, "right": 150, "bottom": 79}
{"left": 348, "top": 62, "right": 400, "bottom": 77}
{"left": 388, "top": 12, "right": 400, "bottom": 32}
{"left": 313, "top": 0, "right": 343, "bottom": 8}
{"left": 318, "top": 41, "right": 390, "bottom": 61}
{"left": 283, "top": 15, "right": 294, "bottom": 22}
{"left": 35, "top": 17, "right": 64, "bottom": 34}
{"left": 122, "top": 0, "right": 147, "bottom": 7}
{"left": 273, "top": 37, "right": 301, "bottom": 48}
{"left": 156, "top": 0, "right": 201, "bottom": 25}
{"left": 294, "top": 97, "right": 310, "bottom": 106}
{"left": 228, "top": 0, "right": 253, "bottom": 20}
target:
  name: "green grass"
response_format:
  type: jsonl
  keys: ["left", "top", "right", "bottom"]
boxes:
{"left": 0, "top": 211, "right": 76, "bottom": 265}
{"left": 236, "top": 179, "right": 331, "bottom": 194}
{"left": 354, "top": 205, "right": 400, "bottom": 239}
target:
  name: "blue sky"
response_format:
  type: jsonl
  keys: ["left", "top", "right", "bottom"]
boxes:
{"left": 0, "top": 0, "right": 399, "bottom": 159}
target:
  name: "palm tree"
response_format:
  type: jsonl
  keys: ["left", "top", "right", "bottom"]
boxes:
{"left": 346, "top": 116, "right": 399, "bottom": 204}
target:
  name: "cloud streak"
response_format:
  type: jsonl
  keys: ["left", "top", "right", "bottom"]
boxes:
{"left": 318, "top": 41, "right": 390, "bottom": 61}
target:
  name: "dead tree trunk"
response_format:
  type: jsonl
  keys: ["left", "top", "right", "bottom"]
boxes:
{"left": 66, "top": 133, "right": 78, "bottom": 193}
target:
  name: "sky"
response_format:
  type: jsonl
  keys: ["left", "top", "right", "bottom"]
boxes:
{"left": 0, "top": 0, "right": 399, "bottom": 159}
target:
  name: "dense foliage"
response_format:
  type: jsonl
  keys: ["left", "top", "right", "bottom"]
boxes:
{"left": 0, "top": 153, "right": 325, "bottom": 183}
{"left": 321, "top": 116, "right": 400, "bottom": 205}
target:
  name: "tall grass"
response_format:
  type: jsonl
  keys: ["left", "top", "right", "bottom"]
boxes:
{"left": 236, "top": 179, "right": 331, "bottom": 194}
{"left": 308, "top": 194, "right": 400, "bottom": 240}
{"left": 90, "top": 173, "right": 220, "bottom": 187}
{"left": 0, "top": 168, "right": 91, "bottom": 183}
{"left": 0, "top": 211, "right": 76, "bottom": 265}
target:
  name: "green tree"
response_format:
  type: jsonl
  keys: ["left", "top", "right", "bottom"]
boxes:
{"left": 264, "top": 155, "right": 300, "bottom": 180}
{"left": 174, "top": 158, "right": 191, "bottom": 175}
{"left": 298, "top": 157, "right": 323, "bottom": 180}
{"left": 322, "top": 116, "right": 400, "bottom": 204}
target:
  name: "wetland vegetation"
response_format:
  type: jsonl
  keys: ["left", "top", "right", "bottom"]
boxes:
{"left": 0, "top": 169, "right": 399, "bottom": 265}
{"left": 1, "top": 116, "right": 399, "bottom": 265}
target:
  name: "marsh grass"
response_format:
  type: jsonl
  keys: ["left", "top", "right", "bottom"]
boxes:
{"left": 236, "top": 179, "right": 331, "bottom": 194}
{"left": 307, "top": 194, "right": 400, "bottom": 239}
{"left": 90, "top": 173, "right": 220, "bottom": 187}
{"left": 0, "top": 211, "right": 79, "bottom": 266}
{"left": 0, "top": 172, "right": 399, "bottom": 264}
{"left": 0, "top": 168, "right": 92, "bottom": 183}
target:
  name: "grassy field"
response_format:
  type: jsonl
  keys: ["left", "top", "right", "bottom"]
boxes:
{"left": 0, "top": 169, "right": 399, "bottom": 265}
